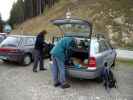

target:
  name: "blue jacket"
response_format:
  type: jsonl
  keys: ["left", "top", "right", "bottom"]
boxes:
{"left": 50, "top": 37, "right": 75, "bottom": 62}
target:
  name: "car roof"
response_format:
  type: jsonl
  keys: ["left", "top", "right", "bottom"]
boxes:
{"left": 8, "top": 35, "right": 36, "bottom": 38}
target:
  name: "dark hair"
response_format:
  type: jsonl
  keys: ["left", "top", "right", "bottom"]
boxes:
{"left": 39, "top": 30, "right": 47, "bottom": 36}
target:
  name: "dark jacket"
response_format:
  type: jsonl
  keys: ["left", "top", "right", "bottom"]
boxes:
{"left": 34, "top": 33, "right": 45, "bottom": 52}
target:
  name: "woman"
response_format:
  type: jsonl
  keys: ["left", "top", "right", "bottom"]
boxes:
{"left": 50, "top": 37, "right": 75, "bottom": 89}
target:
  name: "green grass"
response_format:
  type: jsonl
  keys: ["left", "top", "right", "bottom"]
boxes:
{"left": 119, "top": 47, "right": 133, "bottom": 51}
{"left": 116, "top": 59, "right": 133, "bottom": 66}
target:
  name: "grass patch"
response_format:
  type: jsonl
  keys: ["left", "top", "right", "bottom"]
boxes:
{"left": 116, "top": 59, "right": 133, "bottom": 66}
{"left": 119, "top": 47, "right": 133, "bottom": 51}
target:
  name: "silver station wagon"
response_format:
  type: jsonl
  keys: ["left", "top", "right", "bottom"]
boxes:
{"left": 51, "top": 18, "right": 116, "bottom": 79}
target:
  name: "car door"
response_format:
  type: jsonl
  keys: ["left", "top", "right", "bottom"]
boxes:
{"left": 51, "top": 19, "right": 92, "bottom": 39}
{"left": 21, "top": 37, "right": 35, "bottom": 54}
{"left": 105, "top": 41, "right": 116, "bottom": 66}
{"left": 98, "top": 40, "right": 112, "bottom": 67}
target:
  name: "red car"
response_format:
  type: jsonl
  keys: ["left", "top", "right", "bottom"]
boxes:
{"left": 0, "top": 35, "right": 52, "bottom": 66}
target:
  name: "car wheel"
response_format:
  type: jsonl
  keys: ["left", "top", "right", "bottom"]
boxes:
{"left": 23, "top": 54, "right": 32, "bottom": 66}
{"left": 2, "top": 59, "right": 10, "bottom": 63}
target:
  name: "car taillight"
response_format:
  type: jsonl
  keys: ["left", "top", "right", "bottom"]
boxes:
{"left": 88, "top": 57, "right": 96, "bottom": 67}
{"left": 0, "top": 48, "right": 18, "bottom": 53}
{"left": 9, "top": 49, "right": 18, "bottom": 53}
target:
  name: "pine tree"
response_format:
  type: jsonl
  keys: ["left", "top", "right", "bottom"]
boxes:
{"left": 0, "top": 13, "right": 3, "bottom": 32}
{"left": 24, "top": 0, "right": 33, "bottom": 19}
{"left": 9, "top": 0, "right": 59, "bottom": 26}
{"left": 9, "top": 0, "right": 24, "bottom": 25}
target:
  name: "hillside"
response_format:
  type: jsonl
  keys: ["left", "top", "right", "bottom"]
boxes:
{"left": 12, "top": 0, "right": 133, "bottom": 48}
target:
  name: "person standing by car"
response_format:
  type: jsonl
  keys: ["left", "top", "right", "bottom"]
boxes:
{"left": 33, "top": 30, "right": 47, "bottom": 72}
{"left": 50, "top": 37, "right": 75, "bottom": 89}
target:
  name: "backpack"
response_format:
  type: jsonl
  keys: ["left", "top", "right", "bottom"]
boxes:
{"left": 101, "top": 67, "right": 117, "bottom": 90}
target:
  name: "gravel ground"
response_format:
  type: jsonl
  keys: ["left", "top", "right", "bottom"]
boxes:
{"left": 0, "top": 59, "right": 133, "bottom": 100}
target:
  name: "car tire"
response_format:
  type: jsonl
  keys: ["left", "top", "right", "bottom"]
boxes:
{"left": 22, "top": 54, "right": 32, "bottom": 66}
{"left": 2, "top": 59, "right": 10, "bottom": 63}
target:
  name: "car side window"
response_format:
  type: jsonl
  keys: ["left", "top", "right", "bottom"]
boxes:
{"left": 23, "top": 37, "right": 35, "bottom": 46}
{"left": 104, "top": 40, "right": 111, "bottom": 50}
{"left": 106, "top": 41, "right": 113, "bottom": 49}
{"left": 99, "top": 40, "right": 109, "bottom": 52}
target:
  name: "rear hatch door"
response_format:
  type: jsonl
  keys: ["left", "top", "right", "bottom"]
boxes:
{"left": 51, "top": 18, "right": 92, "bottom": 38}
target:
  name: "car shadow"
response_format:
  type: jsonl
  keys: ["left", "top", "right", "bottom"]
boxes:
{"left": 1, "top": 61, "right": 25, "bottom": 68}
{"left": 68, "top": 76, "right": 102, "bottom": 85}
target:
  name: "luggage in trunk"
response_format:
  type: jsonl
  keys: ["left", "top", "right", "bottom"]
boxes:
{"left": 65, "top": 38, "right": 90, "bottom": 69}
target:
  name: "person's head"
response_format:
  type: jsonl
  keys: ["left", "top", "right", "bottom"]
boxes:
{"left": 39, "top": 30, "right": 47, "bottom": 36}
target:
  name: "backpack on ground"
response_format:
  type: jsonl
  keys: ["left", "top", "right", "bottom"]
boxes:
{"left": 101, "top": 67, "right": 117, "bottom": 90}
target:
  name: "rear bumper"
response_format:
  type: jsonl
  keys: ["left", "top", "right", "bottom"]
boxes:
{"left": 50, "top": 61, "right": 103, "bottom": 79}
{"left": 0, "top": 53, "right": 23, "bottom": 62}
{"left": 67, "top": 67, "right": 102, "bottom": 79}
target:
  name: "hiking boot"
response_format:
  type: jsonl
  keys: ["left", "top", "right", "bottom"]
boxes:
{"left": 40, "top": 68, "right": 47, "bottom": 71}
{"left": 54, "top": 82, "right": 61, "bottom": 87}
{"left": 61, "top": 83, "right": 70, "bottom": 89}
{"left": 33, "top": 69, "right": 37, "bottom": 72}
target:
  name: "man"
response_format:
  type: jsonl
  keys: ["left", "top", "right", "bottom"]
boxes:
{"left": 33, "top": 30, "right": 47, "bottom": 72}
{"left": 50, "top": 37, "right": 75, "bottom": 89}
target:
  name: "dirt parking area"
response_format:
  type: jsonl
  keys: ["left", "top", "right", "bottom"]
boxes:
{"left": 0, "top": 59, "right": 133, "bottom": 100}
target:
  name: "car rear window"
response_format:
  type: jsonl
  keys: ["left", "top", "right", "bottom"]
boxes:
{"left": 59, "top": 24, "right": 90, "bottom": 37}
{"left": 0, "top": 36, "right": 20, "bottom": 47}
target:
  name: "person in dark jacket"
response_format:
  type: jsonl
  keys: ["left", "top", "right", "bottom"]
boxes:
{"left": 33, "top": 30, "right": 47, "bottom": 72}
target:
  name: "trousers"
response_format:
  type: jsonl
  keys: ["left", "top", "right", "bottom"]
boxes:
{"left": 33, "top": 49, "right": 44, "bottom": 70}
{"left": 51, "top": 55, "right": 66, "bottom": 84}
